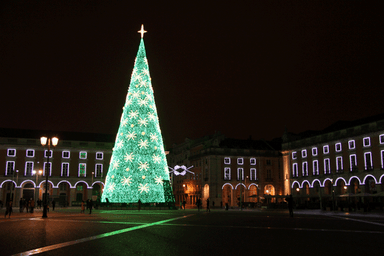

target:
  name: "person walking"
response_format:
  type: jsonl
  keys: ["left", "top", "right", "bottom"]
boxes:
{"left": 19, "top": 198, "right": 23, "bottom": 213}
{"left": 182, "top": 200, "right": 186, "bottom": 210}
{"left": 30, "top": 198, "right": 35, "bottom": 213}
{"left": 89, "top": 200, "right": 93, "bottom": 214}
{"left": 5, "top": 201, "right": 12, "bottom": 218}
{"left": 206, "top": 198, "right": 210, "bottom": 212}
{"left": 52, "top": 200, "right": 56, "bottom": 211}
{"left": 285, "top": 194, "right": 294, "bottom": 217}
{"left": 81, "top": 201, "right": 85, "bottom": 213}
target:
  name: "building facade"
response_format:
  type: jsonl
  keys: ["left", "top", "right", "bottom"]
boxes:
{"left": 0, "top": 129, "right": 113, "bottom": 207}
{"left": 167, "top": 133, "right": 284, "bottom": 208}
{"left": 282, "top": 114, "right": 384, "bottom": 210}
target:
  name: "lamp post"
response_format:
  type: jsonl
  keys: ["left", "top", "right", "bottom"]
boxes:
{"left": 32, "top": 170, "right": 43, "bottom": 201}
{"left": 40, "top": 136, "right": 59, "bottom": 218}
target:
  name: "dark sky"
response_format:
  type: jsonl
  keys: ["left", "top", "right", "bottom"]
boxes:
{"left": 1, "top": 1, "right": 382, "bottom": 148}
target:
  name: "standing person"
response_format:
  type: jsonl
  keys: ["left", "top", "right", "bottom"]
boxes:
{"left": 285, "top": 194, "right": 294, "bottom": 217}
{"left": 196, "top": 198, "right": 201, "bottom": 211}
{"left": 5, "top": 201, "right": 12, "bottom": 218}
{"left": 19, "top": 198, "right": 23, "bottom": 213}
{"left": 206, "top": 198, "right": 210, "bottom": 212}
{"left": 182, "top": 200, "right": 186, "bottom": 210}
{"left": 30, "top": 198, "right": 35, "bottom": 213}
{"left": 138, "top": 199, "right": 142, "bottom": 211}
{"left": 89, "top": 200, "right": 93, "bottom": 214}
{"left": 81, "top": 201, "right": 85, "bottom": 213}
{"left": 179, "top": 201, "right": 182, "bottom": 210}
{"left": 212, "top": 201, "right": 215, "bottom": 209}
{"left": 52, "top": 200, "right": 56, "bottom": 211}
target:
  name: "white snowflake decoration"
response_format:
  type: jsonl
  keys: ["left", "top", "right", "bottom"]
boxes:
{"left": 154, "top": 176, "right": 163, "bottom": 185}
{"left": 138, "top": 161, "right": 149, "bottom": 171}
{"left": 121, "top": 118, "right": 129, "bottom": 127}
{"left": 138, "top": 139, "right": 148, "bottom": 149}
{"left": 148, "top": 112, "right": 156, "bottom": 121}
{"left": 138, "top": 183, "right": 149, "bottom": 193}
{"left": 132, "top": 92, "right": 140, "bottom": 99}
{"left": 129, "top": 110, "right": 139, "bottom": 119}
{"left": 150, "top": 133, "right": 158, "bottom": 142}
{"left": 108, "top": 183, "right": 116, "bottom": 192}
{"left": 138, "top": 98, "right": 148, "bottom": 106}
{"left": 112, "top": 160, "right": 120, "bottom": 170}
{"left": 126, "top": 131, "right": 137, "bottom": 141}
{"left": 152, "top": 154, "right": 161, "bottom": 164}
{"left": 138, "top": 118, "right": 148, "bottom": 127}
{"left": 121, "top": 176, "right": 132, "bottom": 186}
{"left": 116, "top": 140, "right": 124, "bottom": 149}
{"left": 124, "top": 152, "right": 134, "bottom": 162}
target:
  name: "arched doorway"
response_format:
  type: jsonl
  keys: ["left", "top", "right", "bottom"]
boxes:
{"left": 203, "top": 184, "right": 209, "bottom": 207}
{"left": 248, "top": 185, "right": 258, "bottom": 203}
{"left": 222, "top": 184, "right": 233, "bottom": 207}
{"left": 23, "top": 183, "right": 35, "bottom": 201}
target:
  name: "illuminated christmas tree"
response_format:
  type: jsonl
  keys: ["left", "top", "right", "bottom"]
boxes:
{"left": 102, "top": 25, "right": 174, "bottom": 204}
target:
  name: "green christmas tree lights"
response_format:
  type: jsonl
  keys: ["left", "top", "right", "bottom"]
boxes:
{"left": 102, "top": 25, "right": 173, "bottom": 204}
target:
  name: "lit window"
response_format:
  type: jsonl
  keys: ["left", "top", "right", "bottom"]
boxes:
{"left": 26, "top": 149, "right": 35, "bottom": 157}
{"left": 323, "top": 145, "right": 329, "bottom": 154}
{"left": 250, "top": 168, "right": 257, "bottom": 181}
{"left": 381, "top": 150, "right": 384, "bottom": 169}
{"left": 62, "top": 151, "right": 70, "bottom": 159}
{"left": 7, "top": 149, "right": 16, "bottom": 157}
{"left": 312, "top": 147, "right": 318, "bottom": 156}
{"left": 312, "top": 160, "right": 319, "bottom": 175}
{"left": 380, "top": 134, "right": 384, "bottom": 144}
{"left": 349, "top": 154, "right": 357, "bottom": 171}
{"left": 302, "top": 150, "right": 307, "bottom": 158}
{"left": 336, "top": 156, "right": 343, "bottom": 171}
{"left": 250, "top": 158, "right": 256, "bottom": 165}
{"left": 224, "top": 157, "right": 231, "bottom": 165}
{"left": 237, "top": 158, "right": 244, "bottom": 165}
{"left": 44, "top": 162, "right": 52, "bottom": 176}
{"left": 335, "top": 143, "right": 342, "bottom": 152}
{"left": 96, "top": 152, "right": 104, "bottom": 160}
{"left": 292, "top": 163, "right": 298, "bottom": 177}
{"left": 237, "top": 168, "right": 244, "bottom": 181}
{"left": 61, "top": 163, "right": 70, "bottom": 177}
{"left": 6, "top": 161, "right": 15, "bottom": 176}
{"left": 324, "top": 158, "right": 330, "bottom": 174}
{"left": 44, "top": 150, "right": 53, "bottom": 158}
{"left": 292, "top": 152, "right": 297, "bottom": 159}
{"left": 364, "top": 152, "right": 373, "bottom": 170}
{"left": 363, "top": 137, "right": 371, "bottom": 147}
{"left": 79, "top": 163, "right": 86, "bottom": 177}
{"left": 224, "top": 167, "right": 231, "bottom": 180}
{"left": 95, "top": 164, "right": 103, "bottom": 177}
{"left": 79, "top": 151, "right": 87, "bottom": 159}
{"left": 25, "top": 161, "right": 34, "bottom": 176}
{"left": 302, "top": 162, "right": 308, "bottom": 176}
{"left": 348, "top": 140, "right": 355, "bottom": 149}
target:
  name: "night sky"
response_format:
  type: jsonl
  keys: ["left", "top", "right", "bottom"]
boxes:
{"left": 1, "top": 1, "right": 382, "bottom": 148}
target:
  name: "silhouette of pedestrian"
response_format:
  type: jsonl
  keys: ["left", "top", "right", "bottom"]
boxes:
{"left": 89, "top": 200, "right": 93, "bottom": 214}
{"left": 285, "top": 194, "right": 294, "bottom": 217}
{"left": 52, "top": 200, "right": 56, "bottom": 211}
{"left": 212, "top": 201, "right": 215, "bottom": 208}
{"left": 5, "top": 201, "right": 12, "bottom": 218}
{"left": 30, "top": 198, "right": 35, "bottom": 213}
{"left": 138, "top": 199, "right": 142, "bottom": 211}
{"left": 206, "top": 198, "right": 210, "bottom": 212}
{"left": 81, "top": 201, "right": 85, "bottom": 213}
{"left": 182, "top": 200, "right": 186, "bottom": 210}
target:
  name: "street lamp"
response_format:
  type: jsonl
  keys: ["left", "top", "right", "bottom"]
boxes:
{"left": 40, "top": 136, "right": 59, "bottom": 218}
{"left": 32, "top": 170, "right": 43, "bottom": 201}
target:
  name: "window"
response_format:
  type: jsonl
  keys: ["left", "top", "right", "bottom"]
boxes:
{"left": 7, "top": 149, "right": 16, "bottom": 157}
{"left": 381, "top": 150, "right": 384, "bottom": 169}
{"left": 250, "top": 158, "right": 256, "bottom": 165}
{"left": 224, "top": 157, "right": 231, "bottom": 165}
{"left": 324, "top": 158, "right": 330, "bottom": 174}
{"left": 380, "top": 134, "right": 384, "bottom": 144}
{"left": 25, "top": 161, "right": 34, "bottom": 176}
{"left": 312, "top": 147, "right": 318, "bottom": 156}
{"left": 237, "top": 158, "right": 244, "bottom": 165}
{"left": 302, "top": 150, "right": 307, "bottom": 158}
{"left": 323, "top": 145, "right": 329, "bottom": 154}
{"left": 61, "top": 163, "right": 70, "bottom": 177}
{"left": 237, "top": 168, "right": 244, "bottom": 181}
{"left": 96, "top": 152, "right": 104, "bottom": 160}
{"left": 59, "top": 183, "right": 67, "bottom": 191}
{"left": 302, "top": 162, "right": 308, "bottom": 176}
{"left": 266, "top": 159, "right": 271, "bottom": 165}
{"left": 26, "top": 149, "right": 35, "bottom": 157}
{"left": 350, "top": 154, "right": 357, "bottom": 171}
{"left": 363, "top": 137, "right": 371, "bottom": 147}
{"left": 348, "top": 140, "right": 355, "bottom": 149}
{"left": 336, "top": 156, "right": 343, "bottom": 172}
{"left": 44, "top": 150, "right": 53, "bottom": 158}
{"left": 79, "top": 163, "right": 86, "bottom": 177}
{"left": 313, "top": 160, "right": 319, "bottom": 176}
{"left": 364, "top": 152, "right": 373, "bottom": 170}
{"left": 224, "top": 167, "right": 231, "bottom": 180}
{"left": 335, "top": 143, "right": 342, "bottom": 152}
{"left": 79, "top": 151, "right": 87, "bottom": 159}
{"left": 250, "top": 168, "right": 257, "bottom": 181}
{"left": 292, "top": 152, "right": 297, "bottom": 159}
{"left": 44, "top": 162, "right": 52, "bottom": 176}
{"left": 6, "top": 161, "right": 15, "bottom": 176}
{"left": 95, "top": 164, "right": 103, "bottom": 177}
{"left": 292, "top": 163, "right": 298, "bottom": 177}
{"left": 62, "top": 151, "right": 70, "bottom": 159}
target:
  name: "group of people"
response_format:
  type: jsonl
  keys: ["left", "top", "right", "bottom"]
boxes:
{"left": 19, "top": 198, "right": 38, "bottom": 213}
{"left": 81, "top": 199, "right": 93, "bottom": 214}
